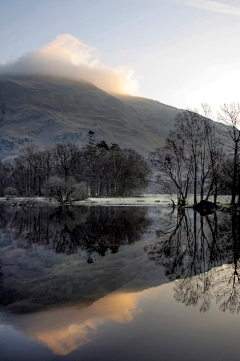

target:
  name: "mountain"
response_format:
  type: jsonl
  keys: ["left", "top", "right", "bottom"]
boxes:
{"left": 0, "top": 75, "right": 181, "bottom": 160}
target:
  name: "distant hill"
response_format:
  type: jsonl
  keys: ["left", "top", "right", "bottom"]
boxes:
{"left": 0, "top": 75, "right": 181, "bottom": 160}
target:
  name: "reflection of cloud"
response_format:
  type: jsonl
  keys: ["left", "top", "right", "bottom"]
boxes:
{"left": 182, "top": 0, "right": 240, "bottom": 17}
{"left": 0, "top": 34, "right": 139, "bottom": 95}
{"left": 37, "top": 321, "right": 97, "bottom": 356}
{"left": 31, "top": 292, "right": 142, "bottom": 355}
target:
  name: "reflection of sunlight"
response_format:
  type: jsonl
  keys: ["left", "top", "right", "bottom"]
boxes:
{"left": 33, "top": 292, "right": 142, "bottom": 355}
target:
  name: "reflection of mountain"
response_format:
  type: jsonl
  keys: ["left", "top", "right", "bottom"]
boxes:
{"left": 145, "top": 209, "right": 240, "bottom": 313}
{"left": 0, "top": 204, "right": 168, "bottom": 313}
{"left": 0, "top": 285, "right": 165, "bottom": 358}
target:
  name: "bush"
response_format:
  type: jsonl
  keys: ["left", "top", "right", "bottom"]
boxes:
{"left": 71, "top": 182, "right": 88, "bottom": 200}
{"left": 42, "top": 177, "right": 88, "bottom": 203}
{"left": 4, "top": 187, "right": 18, "bottom": 198}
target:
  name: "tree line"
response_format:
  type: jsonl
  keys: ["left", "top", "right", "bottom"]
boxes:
{"left": 149, "top": 103, "right": 240, "bottom": 206}
{"left": 1, "top": 102, "right": 240, "bottom": 205}
{"left": 0, "top": 131, "right": 150, "bottom": 202}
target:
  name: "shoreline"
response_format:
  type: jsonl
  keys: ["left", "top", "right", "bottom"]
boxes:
{"left": 0, "top": 195, "right": 233, "bottom": 208}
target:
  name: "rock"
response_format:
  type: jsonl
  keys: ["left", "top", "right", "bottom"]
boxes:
{"left": 193, "top": 200, "right": 218, "bottom": 215}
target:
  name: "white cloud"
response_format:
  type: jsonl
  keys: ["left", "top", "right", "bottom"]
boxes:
{"left": 0, "top": 34, "right": 139, "bottom": 95}
{"left": 183, "top": 0, "right": 240, "bottom": 16}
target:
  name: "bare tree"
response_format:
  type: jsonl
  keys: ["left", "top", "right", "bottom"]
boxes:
{"left": 71, "top": 182, "right": 88, "bottom": 200}
{"left": 218, "top": 103, "right": 240, "bottom": 205}
{"left": 13, "top": 146, "right": 54, "bottom": 196}
{"left": 176, "top": 110, "right": 204, "bottom": 204}
{"left": 53, "top": 143, "right": 81, "bottom": 181}
{"left": 151, "top": 107, "right": 221, "bottom": 205}
{"left": 150, "top": 131, "right": 192, "bottom": 206}
{"left": 0, "top": 161, "right": 10, "bottom": 196}
{"left": 42, "top": 176, "right": 77, "bottom": 204}
{"left": 197, "top": 109, "right": 223, "bottom": 203}
{"left": 118, "top": 149, "right": 150, "bottom": 196}
{"left": 201, "top": 102, "right": 213, "bottom": 119}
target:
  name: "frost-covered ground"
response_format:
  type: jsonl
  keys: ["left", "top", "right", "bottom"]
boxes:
{"left": 81, "top": 194, "right": 232, "bottom": 206}
{"left": 0, "top": 194, "right": 232, "bottom": 206}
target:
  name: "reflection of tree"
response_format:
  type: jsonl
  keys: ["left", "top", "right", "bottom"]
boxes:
{"left": 0, "top": 204, "right": 151, "bottom": 263}
{"left": 214, "top": 215, "right": 240, "bottom": 314}
{"left": 174, "top": 272, "right": 214, "bottom": 313}
{"left": 146, "top": 209, "right": 227, "bottom": 280}
{"left": 145, "top": 209, "right": 240, "bottom": 313}
{"left": 216, "top": 265, "right": 240, "bottom": 314}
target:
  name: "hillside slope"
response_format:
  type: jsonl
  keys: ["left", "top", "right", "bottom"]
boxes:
{"left": 0, "top": 75, "right": 181, "bottom": 160}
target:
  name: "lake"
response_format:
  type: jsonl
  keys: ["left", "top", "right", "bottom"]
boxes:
{"left": 0, "top": 203, "right": 240, "bottom": 361}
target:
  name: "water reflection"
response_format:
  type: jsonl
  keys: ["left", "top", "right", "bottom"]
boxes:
{"left": 0, "top": 204, "right": 154, "bottom": 314}
{"left": 14, "top": 291, "right": 141, "bottom": 356}
{"left": 0, "top": 204, "right": 151, "bottom": 262}
{"left": 145, "top": 208, "right": 240, "bottom": 313}
{"left": 2, "top": 205, "right": 240, "bottom": 360}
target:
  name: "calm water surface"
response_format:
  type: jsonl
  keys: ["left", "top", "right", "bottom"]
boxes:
{"left": 0, "top": 204, "right": 240, "bottom": 361}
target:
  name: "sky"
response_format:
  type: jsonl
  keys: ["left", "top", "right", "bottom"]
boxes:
{"left": 0, "top": 0, "right": 240, "bottom": 115}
